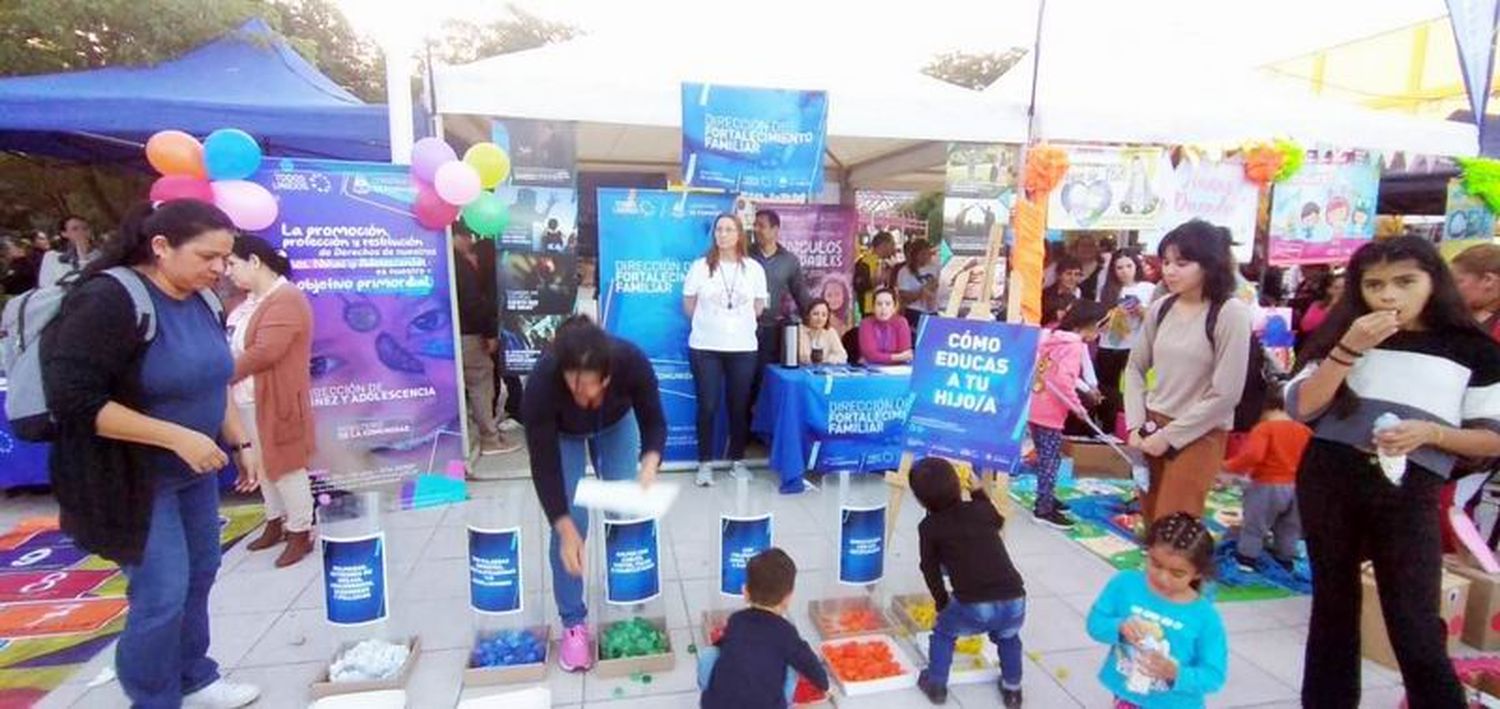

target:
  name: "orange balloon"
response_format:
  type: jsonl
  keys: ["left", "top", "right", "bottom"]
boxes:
{"left": 146, "top": 130, "right": 206, "bottom": 178}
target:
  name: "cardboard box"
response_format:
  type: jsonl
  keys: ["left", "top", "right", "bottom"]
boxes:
{"left": 1063, "top": 438, "right": 1132, "bottom": 478}
{"left": 310, "top": 636, "right": 421, "bottom": 699}
{"left": 1445, "top": 554, "right": 1500, "bottom": 650}
{"left": 463, "top": 625, "right": 551, "bottom": 687}
{"left": 1360, "top": 565, "right": 1469, "bottom": 669}
{"left": 808, "top": 596, "right": 895, "bottom": 640}
{"left": 888, "top": 593, "right": 935, "bottom": 635}
{"left": 819, "top": 633, "right": 919, "bottom": 696}
{"left": 594, "top": 616, "right": 675, "bottom": 678}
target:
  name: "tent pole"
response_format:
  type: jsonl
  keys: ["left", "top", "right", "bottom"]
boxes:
{"left": 384, "top": 39, "right": 416, "bottom": 164}
{"left": 1024, "top": 0, "right": 1048, "bottom": 145}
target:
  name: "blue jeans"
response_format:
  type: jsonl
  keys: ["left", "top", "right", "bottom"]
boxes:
{"left": 117, "top": 474, "right": 223, "bottom": 708}
{"left": 550, "top": 410, "right": 642, "bottom": 627}
{"left": 926, "top": 597, "right": 1026, "bottom": 689}
{"left": 689, "top": 348, "right": 757, "bottom": 462}
{"left": 696, "top": 645, "right": 797, "bottom": 701}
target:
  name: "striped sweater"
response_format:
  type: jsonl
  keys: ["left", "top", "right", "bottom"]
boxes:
{"left": 1285, "top": 329, "right": 1500, "bottom": 479}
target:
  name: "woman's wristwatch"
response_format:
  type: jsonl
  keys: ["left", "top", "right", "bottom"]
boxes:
{"left": 1134, "top": 420, "right": 1160, "bottom": 440}
{"left": 226, "top": 441, "right": 253, "bottom": 453}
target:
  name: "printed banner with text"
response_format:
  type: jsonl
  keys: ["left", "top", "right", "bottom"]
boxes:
{"left": 1268, "top": 151, "right": 1380, "bottom": 265}
{"left": 771, "top": 205, "right": 857, "bottom": 330}
{"left": 681, "top": 83, "right": 828, "bottom": 201}
{"left": 1141, "top": 160, "right": 1260, "bottom": 264}
{"left": 904, "top": 318, "right": 1041, "bottom": 469}
{"left": 1047, "top": 146, "right": 1170, "bottom": 231}
{"left": 944, "top": 143, "right": 1019, "bottom": 313}
{"left": 598, "top": 189, "right": 736, "bottom": 462}
{"left": 1442, "top": 178, "right": 1496, "bottom": 259}
{"left": 256, "top": 159, "right": 466, "bottom": 508}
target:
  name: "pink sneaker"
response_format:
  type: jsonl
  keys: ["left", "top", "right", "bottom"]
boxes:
{"left": 558, "top": 623, "right": 594, "bottom": 672}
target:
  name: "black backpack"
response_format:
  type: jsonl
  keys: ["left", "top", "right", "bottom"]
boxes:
{"left": 1155, "top": 295, "right": 1281, "bottom": 433}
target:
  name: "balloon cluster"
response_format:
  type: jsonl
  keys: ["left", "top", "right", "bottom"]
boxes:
{"left": 409, "top": 137, "right": 513, "bottom": 235}
{"left": 145, "top": 129, "right": 277, "bottom": 231}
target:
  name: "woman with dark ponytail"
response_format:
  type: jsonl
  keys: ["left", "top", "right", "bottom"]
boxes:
{"left": 41, "top": 199, "right": 263, "bottom": 707}
{"left": 227, "top": 235, "right": 317, "bottom": 568}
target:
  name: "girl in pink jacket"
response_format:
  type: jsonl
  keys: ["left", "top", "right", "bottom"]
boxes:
{"left": 1029, "top": 300, "right": 1109, "bottom": 529}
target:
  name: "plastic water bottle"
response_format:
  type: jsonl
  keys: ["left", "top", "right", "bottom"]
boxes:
{"left": 1372, "top": 412, "right": 1406, "bottom": 485}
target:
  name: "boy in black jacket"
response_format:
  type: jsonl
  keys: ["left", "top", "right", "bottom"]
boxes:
{"left": 912, "top": 457, "right": 1028, "bottom": 707}
{"left": 699, "top": 548, "right": 828, "bottom": 709}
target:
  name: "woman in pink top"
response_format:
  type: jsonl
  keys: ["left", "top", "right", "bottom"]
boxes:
{"left": 1029, "top": 300, "right": 1108, "bottom": 529}
{"left": 858, "top": 288, "right": 913, "bottom": 365}
{"left": 1298, "top": 269, "right": 1343, "bottom": 339}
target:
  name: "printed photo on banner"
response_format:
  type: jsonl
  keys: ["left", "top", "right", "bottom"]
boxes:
{"left": 904, "top": 318, "right": 1041, "bottom": 468}
{"left": 1047, "top": 146, "right": 1170, "bottom": 231}
{"left": 502, "top": 313, "right": 567, "bottom": 373}
{"left": 604, "top": 517, "right": 661, "bottom": 605}
{"left": 1141, "top": 160, "right": 1260, "bottom": 263}
{"left": 495, "top": 186, "right": 579, "bottom": 252}
{"left": 720, "top": 514, "right": 773, "bottom": 596}
{"left": 491, "top": 118, "right": 576, "bottom": 187}
{"left": 681, "top": 82, "right": 829, "bottom": 201}
{"left": 1441, "top": 178, "right": 1496, "bottom": 259}
{"left": 468, "top": 526, "right": 523, "bottom": 615}
{"left": 1268, "top": 151, "right": 1380, "bottom": 265}
{"left": 256, "top": 159, "right": 465, "bottom": 509}
{"left": 501, "top": 252, "right": 578, "bottom": 314}
{"left": 945, "top": 143, "right": 1019, "bottom": 199}
{"left": 597, "top": 189, "right": 737, "bottom": 462}
{"left": 322, "top": 533, "right": 388, "bottom": 626}
{"left": 771, "top": 205, "right": 857, "bottom": 326}
{"left": 839, "top": 505, "right": 885, "bottom": 585}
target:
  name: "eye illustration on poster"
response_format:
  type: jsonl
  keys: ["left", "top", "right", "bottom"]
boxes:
{"left": 1268, "top": 151, "right": 1380, "bottom": 265}
{"left": 254, "top": 159, "right": 466, "bottom": 509}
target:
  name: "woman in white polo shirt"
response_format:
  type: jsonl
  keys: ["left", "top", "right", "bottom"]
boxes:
{"left": 683, "top": 214, "right": 769, "bottom": 487}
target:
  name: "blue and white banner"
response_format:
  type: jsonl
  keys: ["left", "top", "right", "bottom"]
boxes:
{"left": 322, "top": 533, "right": 388, "bottom": 626}
{"left": 807, "top": 370, "right": 911, "bottom": 473}
{"left": 719, "top": 514, "right": 774, "bottom": 597}
{"left": 681, "top": 83, "right": 828, "bottom": 201}
{"left": 597, "top": 189, "right": 736, "bottom": 462}
{"left": 839, "top": 505, "right": 885, "bottom": 585}
{"left": 604, "top": 517, "right": 661, "bottom": 605}
{"left": 1447, "top": 0, "right": 1500, "bottom": 132}
{"left": 468, "top": 526, "right": 522, "bottom": 615}
{"left": 904, "top": 318, "right": 1041, "bottom": 469}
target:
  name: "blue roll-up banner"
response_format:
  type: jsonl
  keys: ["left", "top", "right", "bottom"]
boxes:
{"left": 839, "top": 505, "right": 885, "bottom": 586}
{"left": 904, "top": 318, "right": 1041, "bottom": 469}
{"left": 322, "top": 533, "right": 388, "bottom": 626}
{"left": 468, "top": 526, "right": 522, "bottom": 615}
{"left": 681, "top": 83, "right": 829, "bottom": 202}
{"left": 604, "top": 517, "right": 661, "bottom": 605}
{"left": 597, "top": 189, "right": 736, "bottom": 463}
{"left": 719, "top": 514, "right": 774, "bottom": 597}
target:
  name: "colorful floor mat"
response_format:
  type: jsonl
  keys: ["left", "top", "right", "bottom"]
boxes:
{"left": 1011, "top": 476, "right": 1312, "bottom": 603}
{"left": 0, "top": 506, "right": 263, "bottom": 708}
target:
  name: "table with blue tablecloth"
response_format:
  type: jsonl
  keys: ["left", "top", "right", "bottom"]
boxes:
{"left": 0, "top": 384, "right": 52, "bottom": 490}
{"left": 751, "top": 365, "right": 913, "bottom": 493}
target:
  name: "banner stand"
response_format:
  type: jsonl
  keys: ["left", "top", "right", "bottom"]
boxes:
{"left": 320, "top": 491, "right": 393, "bottom": 641}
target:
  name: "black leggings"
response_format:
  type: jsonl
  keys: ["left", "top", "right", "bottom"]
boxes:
{"left": 1095, "top": 347, "right": 1130, "bottom": 435}
{"left": 689, "top": 349, "right": 758, "bottom": 462}
{"left": 1298, "top": 439, "right": 1464, "bottom": 709}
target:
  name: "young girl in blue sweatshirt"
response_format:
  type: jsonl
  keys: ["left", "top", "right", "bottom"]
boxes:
{"left": 1086, "top": 513, "right": 1228, "bottom": 708}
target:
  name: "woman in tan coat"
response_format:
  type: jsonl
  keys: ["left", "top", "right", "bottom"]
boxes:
{"left": 227, "top": 235, "right": 317, "bottom": 567}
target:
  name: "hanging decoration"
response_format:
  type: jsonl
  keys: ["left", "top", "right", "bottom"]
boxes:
{"left": 1241, "top": 142, "right": 1285, "bottom": 187}
{"left": 1013, "top": 143, "right": 1068, "bottom": 325}
{"left": 1457, "top": 156, "right": 1500, "bottom": 214}
{"left": 1022, "top": 145, "right": 1069, "bottom": 196}
{"left": 1273, "top": 139, "right": 1305, "bottom": 183}
{"left": 145, "top": 128, "right": 277, "bottom": 231}
{"left": 406, "top": 136, "right": 510, "bottom": 235}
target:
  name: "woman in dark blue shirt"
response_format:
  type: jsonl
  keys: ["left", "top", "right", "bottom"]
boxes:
{"left": 43, "top": 200, "right": 264, "bottom": 709}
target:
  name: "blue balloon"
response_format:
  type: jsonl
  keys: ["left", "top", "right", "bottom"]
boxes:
{"left": 203, "top": 128, "right": 263, "bottom": 181}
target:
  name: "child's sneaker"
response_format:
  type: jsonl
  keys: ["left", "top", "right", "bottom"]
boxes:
{"left": 1001, "top": 685, "right": 1024, "bottom": 708}
{"left": 695, "top": 463, "right": 715, "bottom": 487}
{"left": 917, "top": 670, "right": 948, "bottom": 704}
{"left": 1055, "top": 499, "right": 1071, "bottom": 513}
{"left": 1270, "top": 555, "right": 1297, "bottom": 572}
{"left": 1233, "top": 553, "right": 1260, "bottom": 574}
{"left": 558, "top": 624, "right": 594, "bottom": 672}
{"left": 1034, "top": 508, "right": 1075, "bottom": 530}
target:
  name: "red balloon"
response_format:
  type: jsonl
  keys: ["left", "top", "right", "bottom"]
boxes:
{"left": 414, "top": 187, "right": 459, "bottom": 230}
{"left": 149, "top": 175, "right": 215, "bottom": 204}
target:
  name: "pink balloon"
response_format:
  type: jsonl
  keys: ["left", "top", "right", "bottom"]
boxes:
{"left": 414, "top": 186, "right": 460, "bottom": 230}
{"left": 433, "top": 161, "right": 482, "bottom": 206}
{"left": 211, "top": 180, "right": 278, "bottom": 231}
{"left": 149, "top": 175, "right": 214, "bottom": 203}
{"left": 411, "top": 137, "right": 458, "bottom": 184}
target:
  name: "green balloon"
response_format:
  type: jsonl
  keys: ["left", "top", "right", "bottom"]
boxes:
{"left": 461, "top": 193, "right": 510, "bottom": 236}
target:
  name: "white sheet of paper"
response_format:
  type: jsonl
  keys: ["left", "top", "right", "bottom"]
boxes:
{"left": 574, "top": 478, "right": 680, "bottom": 518}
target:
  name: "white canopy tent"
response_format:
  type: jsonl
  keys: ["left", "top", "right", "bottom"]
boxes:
{"left": 432, "top": 32, "right": 1028, "bottom": 194}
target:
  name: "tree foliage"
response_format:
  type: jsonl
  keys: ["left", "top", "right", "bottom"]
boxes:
{"left": 923, "top": 48, "right": 1028, "bottom": 91}
{"left": 434, "top": 5, "right": 581, "bottom": 65}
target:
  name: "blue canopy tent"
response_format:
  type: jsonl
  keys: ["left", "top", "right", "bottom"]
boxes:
{"left": 0, "top": 18, "right": 393, "bottom": 165}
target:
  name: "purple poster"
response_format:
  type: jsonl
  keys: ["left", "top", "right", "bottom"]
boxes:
{"left": 772, "top": 205, "right": 857, "bottom": 334}
{"left": 253, "top": 159, "right": 466, "bottom": 509}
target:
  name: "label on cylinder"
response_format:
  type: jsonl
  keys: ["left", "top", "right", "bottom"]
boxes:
{"left": 468, "top": 526, "right": 522, "bottom": 615}
{"left": 322, "top": 532, "right": 387, "bottom": 626}
{"left": 605, "top": 517, "right": 661, "bottom": 605}
{"left": 839, "top": 505, "right": 885, "bottom": 585}
{"left": 719, "top": 514, "right": 773, "bottom": 596}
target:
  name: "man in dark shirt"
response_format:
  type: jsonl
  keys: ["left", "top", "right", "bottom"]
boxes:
{"left": 910, "top": 457, "right": 1028, "bottom": 707}
{"left": 700, "top": 548, "right": 828, "bottom": 708}
{"left": 454, "top": 230, "right": 519, "bottom": 456}
{"left": 522, "top": 316, "right": 667, "bottom": 673}
{"left": 750, "top": 210, "right": 807, "bottom": 394}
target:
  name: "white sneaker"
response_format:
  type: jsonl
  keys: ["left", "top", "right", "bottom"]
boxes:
{"left": 183, "top": 679, "right": 260, "bottom": 709}
{"left": 499, "top": 418, "right": 523, "bottom": 432}
{"left": 730, "top": 460, "right": 751, "bottom": 480}
{"left": 695, "top": 463, "right": 715, "bottom": 487}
